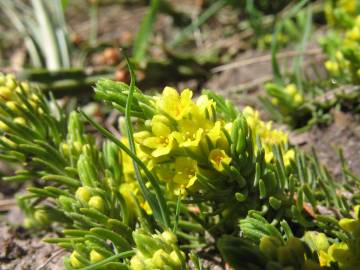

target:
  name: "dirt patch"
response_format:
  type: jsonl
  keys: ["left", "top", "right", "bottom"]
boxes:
{"left": 0, "top": 222, "right": 65, "bottom": 270}
{"left": 290, "top": 111, "right": 360, "bottom": 179}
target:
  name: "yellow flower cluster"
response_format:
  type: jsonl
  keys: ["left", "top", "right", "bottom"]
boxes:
{"left": 133, "top": 87, "right": 231, "bottom": 195}
{"left": 324, "top": 7, "right": 360, "bottom": 82}
{"left": 243, "top": 106, "right": 294, "bottom": 165}
{"left": 0, "top": 73, "right": 30, "bottom": 132}
{"left": 121, "top": 87, "right": 295, "bottom": 196}
{"left": 325, "top": 0, "right": 358, "bottom": 27}
{"left": 119, "top": 138, "right": 153, "bottom": 214}
{"left": 272, "top": 84, "right": 304, "bottom": 108}
{"left": 318, "top": 206, "right": 360, "bottom": 269}
{"left": 0, "top": 73, "right": 45, "bottom": 148}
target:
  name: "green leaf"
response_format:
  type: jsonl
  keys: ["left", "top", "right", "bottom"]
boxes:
{"left": 124, "top": 56, "right": 171, "bottom": 228}
{"left": 133, "top": 0, "right": 160, "bottom": 62}
{"left": 170, "top": 0, "right": 228, "bottom": 47}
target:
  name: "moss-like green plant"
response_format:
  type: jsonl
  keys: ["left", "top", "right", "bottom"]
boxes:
{"left": 1, "top": 72, "right": 359, "bottom": 270}
{"left": 262, "top": 0, "right": 360, "bottom": 129}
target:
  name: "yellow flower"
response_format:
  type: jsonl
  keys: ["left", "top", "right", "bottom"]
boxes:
{"left": 156, "top": 87, "right": 194, "bottom": 121}
{"left": 209, "top": 149, "right": 231, "bottom": 172}
{"left": 173, "top": 118, "right": 204, "bottom": 148}
{"left": 154, "top": 162, "right": 175, "bottom": 183}
{"left": 319, "top": 250, "right": 332, "bottom": 267}
{"left": 346, "top": 26, "right": 360, "bottom": 41}
{"left": 283, "top": 149, "right": 295, "bottom": 167}
{"left": 339, "top": 218, "right": 359, "bottom": 234}
{"left": 140, "top": 115, "right": 175, "bottom": 158}
{"left": 243, "top": 106, "right": 291, "bottom": 164}
{"left": 328, "top": 242, "right": 351, "bottom": 265}
{"left": 339, "top": 0, "right": 357, "bottom": 14}
{"left": 173, "top": 157, "right": 197, "bottom": 189}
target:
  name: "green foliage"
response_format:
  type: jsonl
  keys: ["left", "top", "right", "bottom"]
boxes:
{"left": 263, "top": 0, "right": 360, "bottom": 129}
{"left": 1, "top": 71, "right": 360, "bottom": 269}
{"left": 1, "top": 0, "right": 71, "bottom": 70}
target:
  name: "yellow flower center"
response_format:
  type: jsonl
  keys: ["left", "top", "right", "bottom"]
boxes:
{"left": 159, "top": 136, "right": 169, "bottom": 146}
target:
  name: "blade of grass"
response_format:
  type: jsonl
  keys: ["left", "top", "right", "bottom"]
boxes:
{"left": 52, "top": 0, "right": 71, "bottom": 67}
{"left": 31, "top": 0, "right": 61, "bottom": 70}
{"left": 133, "top": 0, "right": 160, "bottom": 63}
{"left": 292, "top": 7, "right": 312, "bottom": 94}
{"left": 89, "top": 0, "right": 98, "bottom": 47}
{"left": 271, "top": 0, "right": 309, "bottom": 82}
{"left": 0, "top": 1, "right": 43, "bottom": 67}
{"left": 124, "top": 56, "right": 171, "bottom": 228}
{"left": 80, "top": 110, "right": 164, "bottom": 225}
{"left": 169, "top": 0, "right": 228, "bottom": 48}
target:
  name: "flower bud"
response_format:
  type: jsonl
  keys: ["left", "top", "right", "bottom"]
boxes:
{"left": 34, "top": 209, "right": 50, "bottom": 225}
{"left": 325, "top": 60, "right": 339, "bottom": 75}
{"left": 6, "top": 101, "right": 17, "bottom": 111}
{"left": 74, "top": 141, "right": 83, "bottom": 152}
{"left": 0, "top": 86, "right": 11, "bottom": 99}
{"left": 161, "top": 231, "right": 177, "bottom": 245}
{"left": 75, "top": 186, "right": 91, "bottom": 203}
{"left": 271, "top": 97, "right": 279, "bottom": 105}
{"left": 5, "top": 77, "right": 16, "bottom": 90}
{"left": 1, "top": 136, "right": 16, "bottom": 147}
{"left": 20, "top": 82, "right": 30, "bottom": 93}
{"left": 23, "top": 217, "right": 36, "bottom": 228}
{"left": 88, "top": 195, "right": 105, "bottom": 212}
{"left": 0, "top": 121, "right": 8, "bottom": 131}
{"left": 13, "top": 117, "right": 26, "bottom": 125}
{"left": 90, "top": 250, "right": 105, "bottom": 263}
{"left": 70, "top": 251, "right": 84, "bottom": 269}
{"left": 285, "top": 84, "right": 297, "bottom": 96}
{"left": 293, "top": 94, "right": 304, "bottom": 105}
{"left": 61, "top": 143, "right": 70, "bottom": 155}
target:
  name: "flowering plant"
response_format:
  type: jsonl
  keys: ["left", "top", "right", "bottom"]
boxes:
{"left": 0, "top": 71, "right": 359, "bottom": 269}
